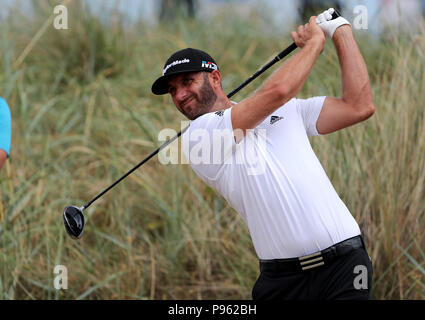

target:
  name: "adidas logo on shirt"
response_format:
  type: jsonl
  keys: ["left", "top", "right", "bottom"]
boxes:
{"left": 270, "top": 115, "right": 284, "bottom": 124}
{"left": 215, "top": 110, "right": 224, "bottom": 117}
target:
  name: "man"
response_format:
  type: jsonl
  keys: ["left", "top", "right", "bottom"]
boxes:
{"left": 151, "top": 9, "right": 375, "bottom": 300}
{"left": 0, "top": 97, "right": 11, "bottom": 172}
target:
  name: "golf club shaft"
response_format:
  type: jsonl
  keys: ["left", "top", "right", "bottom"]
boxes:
{"left": 82, "top": 42, "right": 300, "bottom": 210}
{"left": 83, "top": 126, "right": 188, "bottom": 209}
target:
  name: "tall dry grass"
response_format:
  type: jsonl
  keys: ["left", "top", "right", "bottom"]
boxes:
{"left": 0, "top": 1, "right": 424, "bottom": 299}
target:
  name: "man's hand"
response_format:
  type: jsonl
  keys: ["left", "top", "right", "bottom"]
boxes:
{"left": 291, "top": 16, "right": 325, "bottom": 50}
{"left": 316, "top": 8, "right": 351, "bottom": 39}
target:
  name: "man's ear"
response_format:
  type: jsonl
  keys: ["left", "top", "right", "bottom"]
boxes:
{"left": 208, "top": 70, "right": 222, "bottom": 89}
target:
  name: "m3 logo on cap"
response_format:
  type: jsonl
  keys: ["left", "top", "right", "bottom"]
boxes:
{"left": 202, "top": 61, "right": 218, "bottom": 70}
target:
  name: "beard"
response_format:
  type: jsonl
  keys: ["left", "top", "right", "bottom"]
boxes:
{"left": 180, "top": 73, "right": 217, "bottom": 120}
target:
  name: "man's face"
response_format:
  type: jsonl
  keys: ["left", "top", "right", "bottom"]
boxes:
{"left": 167, "top": 72, "right": 217, "bottom": 120}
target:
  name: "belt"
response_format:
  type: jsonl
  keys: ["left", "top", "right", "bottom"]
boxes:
{"left": 259, "top": 235, "right": 365, "bottom": 273}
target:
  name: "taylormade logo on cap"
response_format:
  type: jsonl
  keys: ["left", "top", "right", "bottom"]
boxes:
{"left": 163, "top": 58, "right": 190, "bottom": 75}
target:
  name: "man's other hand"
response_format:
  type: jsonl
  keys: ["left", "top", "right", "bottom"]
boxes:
{"left": 316, "top": 8, "right": 351, "bottom": 39}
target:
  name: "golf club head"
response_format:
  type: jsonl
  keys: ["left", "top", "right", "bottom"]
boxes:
{"left": 63, "top": 206, "right": 85, "bottom": 239}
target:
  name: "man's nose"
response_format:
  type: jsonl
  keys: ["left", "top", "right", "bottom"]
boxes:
{"left": 175, "top": 87, "right": 189, "bottom": 103}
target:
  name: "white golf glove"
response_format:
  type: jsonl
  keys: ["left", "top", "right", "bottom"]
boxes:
{"left": 316, "top": 8, "right": 351, "bottom": 39}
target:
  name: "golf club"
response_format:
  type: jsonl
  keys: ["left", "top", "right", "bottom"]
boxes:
{"left": 63, "top": 9, "right": 341, "bottom": 239}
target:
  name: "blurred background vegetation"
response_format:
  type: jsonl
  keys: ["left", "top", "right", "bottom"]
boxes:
{"left": 0, "top": 0, "right": 424, "bottom": 299}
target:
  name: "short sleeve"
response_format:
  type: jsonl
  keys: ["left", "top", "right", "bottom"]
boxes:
{"left": 182, "top": 108, "right": 236, "bottom": 181}
{"left": 0, "top": 97, "right": 11, "bottom": 156}
{"left": 296, "top": 96, "right": 326, "bottom": 136}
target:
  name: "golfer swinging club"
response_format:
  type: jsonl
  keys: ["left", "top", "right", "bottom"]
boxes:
{"left": 152, "top": 9, "right": 375, "bottom": 300}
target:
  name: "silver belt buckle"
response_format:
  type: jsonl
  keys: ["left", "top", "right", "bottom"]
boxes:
{"left": 298, "top": 251, "right": 325, "bottom": 271}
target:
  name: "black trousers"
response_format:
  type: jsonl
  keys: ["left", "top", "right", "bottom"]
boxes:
{"left": 252, "top": 246, "right": 373, "bottom": 300}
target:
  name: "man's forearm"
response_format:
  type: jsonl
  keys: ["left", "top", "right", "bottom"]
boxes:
{"left": 333, "top": 26, "right": 374, "bottom": 112}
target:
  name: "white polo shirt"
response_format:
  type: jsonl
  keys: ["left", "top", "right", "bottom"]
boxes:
{"left": 182, "top": 96, "right": 361, "bottom": 259}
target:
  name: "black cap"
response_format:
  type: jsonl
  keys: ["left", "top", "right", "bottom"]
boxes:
{"left": 151, "top": 48, "right": 219, "bottom": 95}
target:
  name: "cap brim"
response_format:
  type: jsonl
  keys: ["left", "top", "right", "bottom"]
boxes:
{"left": 151, "top": 74, "right": 172, "bottom": 95}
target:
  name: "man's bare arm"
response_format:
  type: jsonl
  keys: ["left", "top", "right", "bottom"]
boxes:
{"left": 231, "top": 16, "right": 325, "bottom": 141}
{"left": 316, "top": 25, "right": 375, "bottom": 134}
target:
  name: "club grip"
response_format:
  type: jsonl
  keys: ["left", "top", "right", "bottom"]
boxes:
{"left": 331, "top": 8, "right": 341, "bottom": 20}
